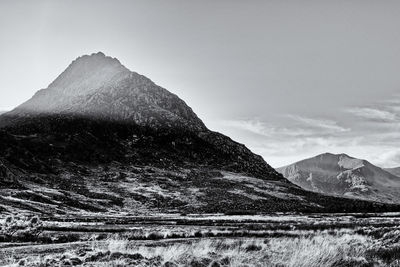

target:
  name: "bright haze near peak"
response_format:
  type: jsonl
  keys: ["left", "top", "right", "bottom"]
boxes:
{"left": 1, "top": 0, "right": 400, "bottom": 168}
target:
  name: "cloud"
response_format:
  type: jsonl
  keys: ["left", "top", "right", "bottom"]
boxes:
{"left": 221, "top": 119, "right": 272, "bottom": 137}
{"left": 214, "top": 97, "right": 400, "bottom": 168}
{"left": 221, "top": 116, "right": 346, "bottom": 138}
{"left": 286, "top": 115, "right": 349, "bottom": 133}
{"left": 372, "top": 150, "right": 400, "bottom": 168}
{"left": 346, "top": 107, "right": 398, "bottom": 123}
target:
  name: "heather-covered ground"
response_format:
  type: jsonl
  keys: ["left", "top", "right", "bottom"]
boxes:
{"left": 2, "top": 213, "right": 400, "bottom": 266}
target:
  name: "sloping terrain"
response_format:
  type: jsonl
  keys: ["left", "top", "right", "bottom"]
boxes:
{"left": 0, "top": 116, "right": 394, "bottom": 215}
{"left": 0, "top": 52, "right": 398, "bottom": 215}
{"left": 385, "top": 167, "right": 400, "bottom": 177}
{"left": 277, "top": 153, "right": 400, "bottom": 203}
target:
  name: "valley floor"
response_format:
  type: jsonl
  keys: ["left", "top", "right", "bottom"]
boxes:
{"left": 1, "top": 213, "right": 400, "bottom": 266}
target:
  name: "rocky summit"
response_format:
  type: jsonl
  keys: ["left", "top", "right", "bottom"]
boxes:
{"left": 0, "top": 53, "right": 397, "bottom": 216}
{"left": 3, "top": 52, "right": 206, "bottom": 131}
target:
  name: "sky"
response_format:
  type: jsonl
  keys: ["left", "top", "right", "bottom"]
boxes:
{"left": 0, "top": 0, "right": 399, "bottom": 168}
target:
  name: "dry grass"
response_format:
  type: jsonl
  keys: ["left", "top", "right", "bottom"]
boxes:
{"left": 267, "top": 234, "right": 370, "bottom": 267}
{"left": 6, "top": 222, "right": 400, "bottom": 266}
{"left": 91, "top": 233, "right": 372, "bottom": 266}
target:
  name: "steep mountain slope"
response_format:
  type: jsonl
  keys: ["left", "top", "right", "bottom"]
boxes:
{"left": 0, "top": 53, "right": 397, "bottom": 215}
{"left": 277, "top": 153, "right": 400, "bottom": 203}
{"left": 2, "top": 52, "right": 206, "bottom": 131}
{"left": 385, "top": 167, "right": 400, "bottom": 177}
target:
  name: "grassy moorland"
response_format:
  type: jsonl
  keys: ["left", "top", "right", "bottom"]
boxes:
{"left": 2, "top": 213, "right": 400, "bottom": 266}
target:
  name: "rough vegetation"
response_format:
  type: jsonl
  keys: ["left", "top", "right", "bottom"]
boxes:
{"left": 0, "top": 216, "right": 42, "bottom": 243}
{"left": 3, "top": 213, "right": 400, "bottom": 266}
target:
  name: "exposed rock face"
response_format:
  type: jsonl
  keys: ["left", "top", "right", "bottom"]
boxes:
{"left": 4, "top": 52, "right": 206, "bottom": 131}
{"left": 277, "top": 153, "right": 400, "bottom": 203}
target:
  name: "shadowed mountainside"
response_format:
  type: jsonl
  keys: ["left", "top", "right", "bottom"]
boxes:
{"left": 0, "top": 115, "right": 395, "bottom": 215}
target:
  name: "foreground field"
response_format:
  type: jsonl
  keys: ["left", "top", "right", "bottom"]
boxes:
{"left": 2, "top": 213, "right": 400, "bottom": 266}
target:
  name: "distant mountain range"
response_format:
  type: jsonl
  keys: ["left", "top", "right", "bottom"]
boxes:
{"left": 0, "top": 53, "right": 397, "bottom": 215}
{"left": 277, "top": 153, "right": 400, "bottom": 203}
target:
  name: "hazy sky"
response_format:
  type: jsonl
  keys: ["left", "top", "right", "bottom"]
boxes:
{"left": 1, "top": 0, "right": 400, "bottom": 167}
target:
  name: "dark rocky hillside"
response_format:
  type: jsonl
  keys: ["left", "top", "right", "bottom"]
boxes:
{"left": 0, "top": 114, "right": 279, "bottom": 180}
{"left": 0, "top": 115, "right": 396, "bottom": 215}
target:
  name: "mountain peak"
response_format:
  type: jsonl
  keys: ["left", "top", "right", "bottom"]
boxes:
{"left": 319, "top": 152, "right": 351, "bottom": 158}
{"left": 92, "top": 51, "right": 105, "bottom": 57}
{"left": 70, "top": 51, "right": 121, "bottom": 68}
{"left": 5, "top": 52, "right": 206, "bottom": 131}
{"left": 48, "top": 52, "right": 130, "bottom": 95}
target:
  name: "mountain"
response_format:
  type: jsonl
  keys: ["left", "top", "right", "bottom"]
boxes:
{"left": 2, "top": 52, "right": 205, "bottom": 131}
{"left": 0, "top": 53, "right": 397, "bottom": 215}
{"left": 385, "top": 167, "right": 400, "bottom": 177}
{"left": 277, "top": 153, "right": 400, "bottom": 203}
